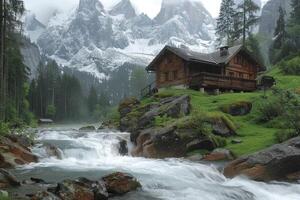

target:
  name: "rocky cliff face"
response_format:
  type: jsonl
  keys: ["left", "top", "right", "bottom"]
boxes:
{"left": 259, "top": 0, "right": 291, "bottom": 36}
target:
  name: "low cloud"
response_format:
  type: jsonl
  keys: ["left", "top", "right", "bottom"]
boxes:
{"left": 24, "top": 0, "right": 224, "bottom": 24}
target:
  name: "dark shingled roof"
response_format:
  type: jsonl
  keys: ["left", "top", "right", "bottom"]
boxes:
{"left": 147, "top": 45, "right": 263, "bottom": 71}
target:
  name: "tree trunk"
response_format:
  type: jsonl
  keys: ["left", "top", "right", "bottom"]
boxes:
{"left": 0, "top": 0, "right": 4, "bottom": 121}
{"left": 243, "top": 0, "right": 246, "bottom": 45}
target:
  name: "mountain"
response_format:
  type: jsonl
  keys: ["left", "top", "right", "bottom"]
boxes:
{"left": 24, "top": 13, "right": 46, "bottom": 42}
{"left": 24, "top": 0, "right": 216, "bottom": 102}
{"left": 31, "top": 0, "right": 215, "bottom": 81}
{"left": 259, "top": 0, "right": 291, "bottom": 36}
{"left": 109, "top": 0, "right": 137, "bottom": 18}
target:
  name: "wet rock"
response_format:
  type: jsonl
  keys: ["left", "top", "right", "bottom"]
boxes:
{"left": 54, "top": 178, "right": 108, "bottom": 200}
{"left": 132, "top": 126, "right": 186, "bottom": 158}
{"left": 224, "top": 136, "right": 300, "bottom": 181}
{"left": 187, "top": 154, "right": 203, "bottom": 161}
{"left": 102, "top": 172, "right": 141, "bottom": 196}
{"left": 30, "top": 177, "right": 48, "bottom": 185}
{"left": 118, "top": 97, "right": 140, "bottom": 118}
{"left": 132, "top": 127, "right": 216, "bottom": 159}
{"left": 30, "top": 191, "right": 60, "bottom": 200}
{"left": 186, "top": 138, "right": 215, "bottom": 152}
{"left": 221, "top": 101, "right": 252, "bottom": 116}
{"left": 6, "top": 134, "right": 33, "bottom": 148}
{"left": 0, "top": 136, "right": 38, "bottom": 168}
{"left": 79, "top": 126, "right": 96, "bottom": 131}
{"left": 43, "top": 144, "right": 63, "bottom": 160}
{"left": 0, "top": 169, "right": 20, "bottom": 188}
{"left": 118, "top": 140, "right": 128, "bottom": 156}
{"left": 203, "top": 149, "right": 235, "bottom": 161}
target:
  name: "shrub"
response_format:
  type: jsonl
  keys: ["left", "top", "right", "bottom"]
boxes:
{"left": 279, "top": 56, "right": 300, "bottom": 75}
{"left": 275, "top": 129, "right": 298, "bottom": 143}
{"left": 46, "top": 105, "right": 56, "bottom": 118}
{"left": 255, "top": 89, "right": 300, "bottom": 123}
{"left": 0, "top": 122, "right": 9, "bottom": 136}
{"left": 209, "top": 134, "right": 227, "bottom": 148}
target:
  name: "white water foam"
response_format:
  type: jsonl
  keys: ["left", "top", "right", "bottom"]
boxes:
{"left": 21, "top": 128, "right": 300, "bottom": 200}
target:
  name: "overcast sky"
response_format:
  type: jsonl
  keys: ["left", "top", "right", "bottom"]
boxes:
{"left": 24, "top": 0, "right": 269, "bottom": 24}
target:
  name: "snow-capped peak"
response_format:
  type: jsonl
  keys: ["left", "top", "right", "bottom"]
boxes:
{"left": 78, "top": 0, "right": 105, "bottom": 15}
{"left": 109, "top": 0, "right": 137, "bottom": 18}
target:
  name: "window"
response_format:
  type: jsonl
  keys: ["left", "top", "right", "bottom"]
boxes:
{"left": 229, "top": 72, "right": 234, "bottom": 77}
{"left": 239, "top": 73, "right": 243, "bottom": 78}
{"left": 165, "top": 72, "right": 169, "bottom": 81}
{"left": 173, "top": 70, "right": 178, "bottom": 80}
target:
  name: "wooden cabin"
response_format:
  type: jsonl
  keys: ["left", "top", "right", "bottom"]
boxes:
{"left": 144, "top": 45, "right": 264, "bottom": 95}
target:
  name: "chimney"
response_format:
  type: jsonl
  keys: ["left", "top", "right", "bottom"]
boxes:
{"left": 220, "top": 46, "right": 229, "bottom": 57}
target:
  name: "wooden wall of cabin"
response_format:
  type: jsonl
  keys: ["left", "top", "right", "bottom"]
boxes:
{"left": 225, "top": 52, "right": 258, "bottom": 80}
{"left": 188, "top": 63, "right": 222, "bottom": 76}
{"left": 155, "top": 52, "right": 187, "bottom": 88}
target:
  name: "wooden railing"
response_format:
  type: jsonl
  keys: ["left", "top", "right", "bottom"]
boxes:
{"left": 189, "top": 72, "right": 257, "bottom": 91}
{"left": 141, "top": 81, "right": 156, "bottom": 98}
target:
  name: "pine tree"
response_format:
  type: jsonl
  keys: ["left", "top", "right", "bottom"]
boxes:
{"left": 87, "top": 86, "right": 98, "bottom": 114}
{"left": 216, "top": 0, "right": 236, "bottom": 45}
{"left": 290, "top": 0, "right": 300, "bottom": 24}
{"left": 233, "top": 0, "right": 260, "bottom": 45}
{"left": 273, "top": 6, "right": 286, "bottom": 49}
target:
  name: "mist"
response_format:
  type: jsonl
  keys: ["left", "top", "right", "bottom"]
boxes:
{"left": 24, "top": 0, "right": 222, "bottom": 24}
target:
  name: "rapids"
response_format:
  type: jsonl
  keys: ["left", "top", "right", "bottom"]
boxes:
{"left": 13, "top": 127, "right": 300, "bottom": 200}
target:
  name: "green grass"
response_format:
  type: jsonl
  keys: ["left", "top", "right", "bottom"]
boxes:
{"left": 153, "top": 67, "right": 299, "bottom": 157}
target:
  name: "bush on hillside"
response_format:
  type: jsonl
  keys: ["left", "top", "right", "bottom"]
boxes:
{"left": 256, "top": 89, "right": 300, "bottom": 140}
{"left": 275, "top": 129, "right": 298, "bottom": 143}
{"left": 279, "top": 56, "right": 300, "bottom": 75}
{"left": 0, "top": 122, "right": 9, "bottom": 136}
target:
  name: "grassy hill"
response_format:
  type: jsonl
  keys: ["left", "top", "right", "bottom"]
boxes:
{"left": 138, "top": 64, "right": 300, "bottom": 157}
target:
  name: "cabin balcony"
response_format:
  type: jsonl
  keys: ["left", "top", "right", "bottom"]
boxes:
{"left": 189, "top": 72, "right": 257, "bottom": 92}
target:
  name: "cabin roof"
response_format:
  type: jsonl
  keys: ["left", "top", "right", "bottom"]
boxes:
{"left": 146, "top": 45, "right": 264, "bottom": 71}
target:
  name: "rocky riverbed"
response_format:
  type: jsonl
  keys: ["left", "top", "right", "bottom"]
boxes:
{"left": 1, "top": 127, "right": 300, "bottom": 199}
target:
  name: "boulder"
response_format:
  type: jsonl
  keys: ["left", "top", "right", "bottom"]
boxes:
{"left": 131, "top": 127, "right": 216, "bottom": 159}
{"left": 118, "top": 140, "right": 128, "bottom": 156}
{"left": 119, "top": 95, "right": 191, "bottom": 135}
{"left": 79, "top": 126, "right": 96, "bottom": 131}
{"left": 138, "top": 95, "right": 190, "bottom": 128}
{"left": 102, "top": 172, "right": 141, "bottom": 196}
{"left": 0, "top": 169, "right": 20, "bottom": 189}
{"left": 224, "top": 136, "right": 300, "bottom": 181}
{"left": 203, "top": 149, "right": 235, "bottom": 161}
{"left": 0, "top": 136, "right": 38, "bottom": 168}
{"left": 186, "top": 138, "right": 215, "bottom": 152}
{"left": 43, "top": 144, "right": 63, "bottom": 159}
{"left": 6, "top": 134, "right": 33, "bottom": 148}
{"left": 54, "top": 178, "right": 108, "bottom": 200}
{"left": 132, "top": 126, "right": 186, "bottom": 158}
{"left": 212, "top": 118, "right": 236, "bottom": 137}
{"left": 31, "top": 191, "right": 60, "bottom": 200}
{"left": 118, "top": 97, "right": 140, "bottom": 118}
{"left": 221, "top": 101, "right": 252, "bottom": 116}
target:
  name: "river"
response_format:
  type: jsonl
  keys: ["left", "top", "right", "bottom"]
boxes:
{"left": 11, "top": 126, "right": 300, "bottom": 200}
